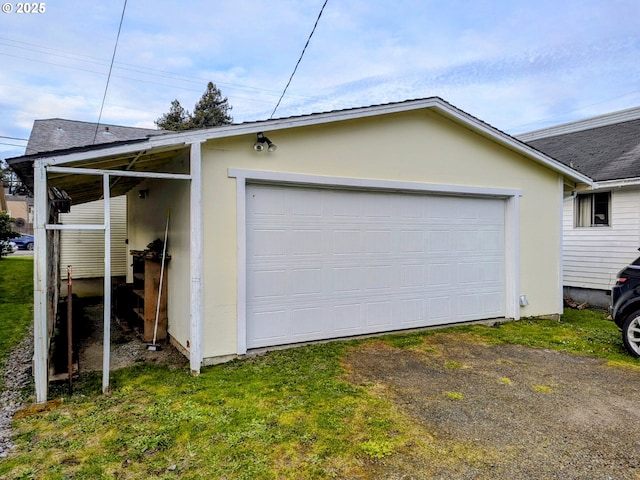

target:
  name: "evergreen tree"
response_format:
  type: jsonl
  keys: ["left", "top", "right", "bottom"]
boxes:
{"left": 155, "top": 82, "right": 232, "bottom": 131}
{"left": 191, "top": 82, "right": 233, "bottom": 128}
{"left": 155, "top": 99, "right": 191, "bottom": 131}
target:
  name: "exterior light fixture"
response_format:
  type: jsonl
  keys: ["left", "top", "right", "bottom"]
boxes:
{"left": 254, "top": 132, "right": 277, "bottom": 152}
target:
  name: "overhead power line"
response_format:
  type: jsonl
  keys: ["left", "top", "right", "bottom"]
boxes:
{"left": 93, "top": 0, "right": 127, "bottom": 144}
{"left": 270, "top": 0, "right": 328, "bottom": 119}
{"left": 0, "top": 37, "right": 322, "bottom": 103}
{"left": 0, "top": 135, "right": 28, "bottom": 141}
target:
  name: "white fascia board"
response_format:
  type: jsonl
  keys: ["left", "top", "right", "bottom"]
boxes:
{"left": 37, "top": 97, "right": 592, "bottom": 187}
{"left": 40, "top": 100, "right": 446, "bottom": 167}
{"left": 41, "top": 100, "right": 446, "bottom": 166}
{"left": 228, "top": 168, "right": 522, "bottom": 198}
{"left": 428, "top": 105, "right": 593, "bottom": 187}
{"left": 148, "top": 99, "right": 447, "bottom": 147}
{"left": 41, "top": 141, "right": 184, "bottom": 166}
{"left": 593, "top": 178, "right": 640, "bottom": 189}
{"left": 516, "top": 105, "right": 640, "bottom": 141}
{"left": 47, "top": 165, "right": 191, "bottom": 181}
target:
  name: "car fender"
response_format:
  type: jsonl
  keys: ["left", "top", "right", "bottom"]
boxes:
{"left": 613, "top": 291, "right": 640, "bottom": 327}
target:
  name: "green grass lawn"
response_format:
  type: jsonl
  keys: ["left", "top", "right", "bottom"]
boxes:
{"left": 1, "top": 258, "right": 637, "bottom": 479}
{"left": 0, "top": 256, "right": 33, "bottom": 389}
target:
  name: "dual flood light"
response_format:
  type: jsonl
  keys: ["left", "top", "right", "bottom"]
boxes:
{"left": 253, "top": 132, "right": 277, "bottom": 152}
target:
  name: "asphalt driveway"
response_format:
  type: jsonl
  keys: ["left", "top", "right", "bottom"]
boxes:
{"left": 343, "top": 333, "right": 640, "bottom": 479}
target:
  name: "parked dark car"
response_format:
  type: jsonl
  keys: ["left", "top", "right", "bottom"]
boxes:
{"left": 12, "top": 234, "right": 34, "bottom": 250}
{"left": 610, "top": 255, "right": 640, "bottom": 357}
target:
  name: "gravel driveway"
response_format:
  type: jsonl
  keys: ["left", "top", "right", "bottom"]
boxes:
{"left": 344, "top": 333, "right": 640, "bottom": 480}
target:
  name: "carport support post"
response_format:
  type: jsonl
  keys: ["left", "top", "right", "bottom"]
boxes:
{"left": 189, "top": 141, "right": 203, "bottom": 375}
{"left": 33, "top": 159, "right": 49, "bottom": 403}
{"left": 102, "top": 174, "right": 112, "bottom": 394}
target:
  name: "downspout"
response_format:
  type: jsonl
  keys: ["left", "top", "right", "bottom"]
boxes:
{"left": 189, "top": 141, "right": 204, "bottom": 374}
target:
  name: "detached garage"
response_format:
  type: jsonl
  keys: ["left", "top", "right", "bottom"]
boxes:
{"left": 26, "top": 97, "right": 592, "bottom": 401}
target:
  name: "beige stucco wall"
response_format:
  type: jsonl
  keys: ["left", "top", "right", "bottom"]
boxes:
{"left": 197, "top": 109, "right": 563, "bottom": 361}
{"left": 127, "top": 177, "right": 191, "bottom": 350}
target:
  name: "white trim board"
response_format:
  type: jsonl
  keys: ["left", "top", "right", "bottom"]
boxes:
{"left": 229, "top": 169, "right": 522, "bottom": 354}
{"left": 228, "top": 169, "right": 522, "bottom": 198}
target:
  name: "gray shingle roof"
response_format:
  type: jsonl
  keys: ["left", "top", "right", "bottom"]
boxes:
{"left": 25, "top": 118, "right": 163, "bottom": 155}
{"left": 521, "top": 115, "right": 640, "bottom": 182}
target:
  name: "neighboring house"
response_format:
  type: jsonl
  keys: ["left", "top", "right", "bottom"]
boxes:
{"left": 8, "top": 98, "right": 591, "bottom": 402}
{"left": 23, "top": 119, "right": 162, "bottom": 279}
{"left": 4, "top": 193, "right": 33, "bottom": 234}
{"left": 518, "top": 106, "right": 640, "bottom": 307}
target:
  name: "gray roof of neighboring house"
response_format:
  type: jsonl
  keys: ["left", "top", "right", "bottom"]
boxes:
{"left": 518, "top": 106, "right": 640, "bottom": 182}
{"left": 25, "top": 118, "right": 163, "bottom": 155}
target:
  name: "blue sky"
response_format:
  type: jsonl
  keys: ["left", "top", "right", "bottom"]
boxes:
{"left": 1, "top": 0, "right": 640, "bottom": 158}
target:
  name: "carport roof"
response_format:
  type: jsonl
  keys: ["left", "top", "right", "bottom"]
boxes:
{"left": 7, "top": 97, "right": 592, "bottom": 206}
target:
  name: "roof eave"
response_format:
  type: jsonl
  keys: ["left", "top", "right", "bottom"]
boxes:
{"left": 426, "top": 102, "right": 593, "bottom": 187}
{"left": 10, "top": 97, "right": 593, "bottom": 186}
{"left": 593, "top": 177, "right": 640, "bottom": 189}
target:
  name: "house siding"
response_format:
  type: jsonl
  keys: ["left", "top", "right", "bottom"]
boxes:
{"left": 563, "top": 187, "right": 640, "bottom": 290}
{"left": 59, "top": 196, "right": 127, "bottom": 279}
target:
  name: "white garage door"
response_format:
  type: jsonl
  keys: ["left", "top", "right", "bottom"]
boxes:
{"left": 246, "top": 184, "right": 505, "bottom": 349}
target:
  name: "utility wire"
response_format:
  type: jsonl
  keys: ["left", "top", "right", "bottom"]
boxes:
{"left": 0, "top": 38, "right": 316, "bottom": 101}
{"left": 0, "top": 135, "right": 28, "bottom": 141}
{"left": 270, "top": 0, "right": 328, "bottom": 119}
{"left": 92, "top": 0, "right": 127, "bottom": 144}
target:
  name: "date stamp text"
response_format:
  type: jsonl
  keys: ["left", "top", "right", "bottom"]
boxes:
{"left": 2, "top": 3, "right": 46, "bottom": 14}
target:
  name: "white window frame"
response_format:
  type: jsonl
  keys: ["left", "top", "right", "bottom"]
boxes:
{"left": 575, "top": 191, "right": 611, "bottom": 227}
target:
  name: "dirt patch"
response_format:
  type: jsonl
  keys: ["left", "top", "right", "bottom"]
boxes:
{"left": 343, "top": 334, "right": 640, "bottom": 479}
{"left": 78, "top": 301, "right": 187, "bottom": 372}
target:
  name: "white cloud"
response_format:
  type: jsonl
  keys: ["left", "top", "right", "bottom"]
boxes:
{"left": 0, "top": 0, "right": 639, "bottom": 143}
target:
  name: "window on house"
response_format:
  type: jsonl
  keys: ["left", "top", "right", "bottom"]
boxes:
{"left": 575, "top": 192, "right": 610, "bottom": 227}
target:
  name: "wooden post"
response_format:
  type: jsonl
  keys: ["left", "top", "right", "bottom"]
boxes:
{"left": 190, "top": 141, "right": 203, "bottom": 375}
{"left": 33, "top": 159, "right": 49, "bottom": 403}
{"left": 102, "top": 174, "right": 111, "bottom": 394}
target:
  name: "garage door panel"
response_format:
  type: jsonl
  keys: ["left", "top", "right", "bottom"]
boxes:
{"left": 333, "top": 304, "right": 362, "bottom": 331}
{"left": 291, "top": 230, "right": 323, "bottom": 255}
{"left": 291, "top": 268, "right": 322, "bottom": 295}
{"left": 292, "top": 307, "right": 323, "bottom": 336}
{"left": 251, "top": 310, "right": 288, "bottom": 344}
{"left": 250, "top": 229, "right": 287, "bottom": 257}
{"left": 246, "top": 185, "right": 506, "bottom": 349}
{"left": 253, "top": 270, "right": 286, "bottom": 298}
{"left": 291, "top": 189, "right": 323, "bottom": 217}
{"left": 333, "top": 230, "right": 361, "bottom": 255}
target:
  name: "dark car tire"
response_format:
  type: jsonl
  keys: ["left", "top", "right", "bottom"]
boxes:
{"left": 622, "top": 312, "right": 640, "bottom": 358}
{"left": 26, "top": 243, "right": 34, "bottom": 251}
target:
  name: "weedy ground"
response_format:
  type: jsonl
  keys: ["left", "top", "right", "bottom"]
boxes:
{"left": 0, "top": 257, "right": 33, "bottom": 390}
{"left": 1, "top": 258, "right": 638, "bottom": 479}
